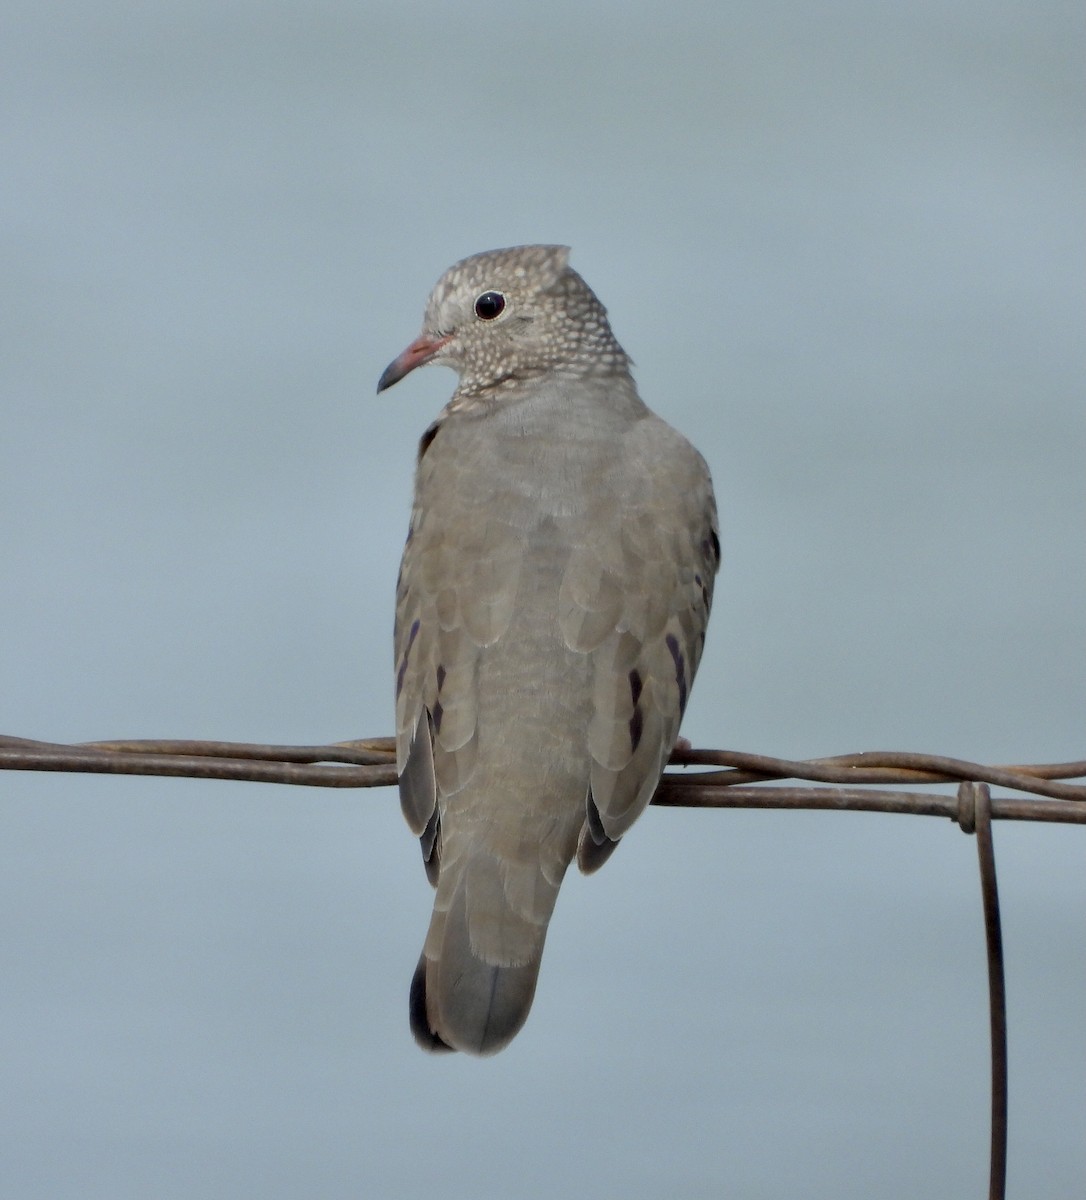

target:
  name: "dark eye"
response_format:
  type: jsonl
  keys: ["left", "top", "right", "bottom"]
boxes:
{"left": 474, "top": 291, "right": 506, "bottom": 320}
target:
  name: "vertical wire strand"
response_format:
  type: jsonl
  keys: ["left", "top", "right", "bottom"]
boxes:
{"left": 960, "top": 781, "right": 1008, "bottom": 1200}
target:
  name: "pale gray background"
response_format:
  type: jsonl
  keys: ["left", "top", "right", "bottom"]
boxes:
{"left": 1, "top": 2, "right": 1083, "bottom": 1197}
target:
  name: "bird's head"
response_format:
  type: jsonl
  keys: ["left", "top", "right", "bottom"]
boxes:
{"left": 377, "top": 245, "right": 629, "bottom": 397}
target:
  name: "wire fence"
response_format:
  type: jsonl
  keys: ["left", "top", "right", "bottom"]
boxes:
{"left": 3, "top": 732, "right": 1084, "bottom": 1200}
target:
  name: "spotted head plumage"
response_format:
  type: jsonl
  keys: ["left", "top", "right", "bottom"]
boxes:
{"left": 377, "top": 245, "right": 630, "bottom": 399}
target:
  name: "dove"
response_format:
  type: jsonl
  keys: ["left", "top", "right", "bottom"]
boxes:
{"left": 378, "top": 245, "right": 719, "bottom": 1055}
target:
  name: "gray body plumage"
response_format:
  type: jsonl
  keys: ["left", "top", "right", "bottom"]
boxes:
{"left": 380, "top": 246, "right": 718, "bottom": 1055}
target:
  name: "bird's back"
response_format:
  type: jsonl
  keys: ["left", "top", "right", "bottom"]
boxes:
{"left": 396, "top": 375, "right": 715, "bottom": 1053}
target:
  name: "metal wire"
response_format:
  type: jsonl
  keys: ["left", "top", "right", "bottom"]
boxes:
{"left": 3, "top": 730, "right": 1084, "bottom": 1200}
{"left": 2, "top": 734, "right": 1085, "bottom": 811}
{"left": 958, "top": 782, "right": 1008, "bottom": 1200}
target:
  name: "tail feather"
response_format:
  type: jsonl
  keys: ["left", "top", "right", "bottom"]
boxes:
{"left": 410, "top": 864, "right": 547, "bottom": 1056}
{"left": 408, "top": 957, "right": 454, "bottom": 1052}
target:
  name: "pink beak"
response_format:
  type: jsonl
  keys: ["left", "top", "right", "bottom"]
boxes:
{"left": 377, "top": 333, "right": 453, "bottom": 393}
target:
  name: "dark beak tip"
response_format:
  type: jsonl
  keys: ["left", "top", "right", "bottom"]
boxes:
{"left": 376, "top": 363, "right": 400, "bottom": 394}
{"left": 375, "top": 332, "right": 452, "bottom": 396}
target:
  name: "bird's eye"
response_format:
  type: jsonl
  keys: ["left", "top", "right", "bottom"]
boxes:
{"left": 474, "top": 291, "right": 506, "bottom": 320}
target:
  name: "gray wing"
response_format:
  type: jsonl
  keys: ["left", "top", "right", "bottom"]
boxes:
{"left": 394, "top": 481, "right": 523, "bottom": 885}
{"left": 569, "top": 418, "right": 719, "bottom": 871}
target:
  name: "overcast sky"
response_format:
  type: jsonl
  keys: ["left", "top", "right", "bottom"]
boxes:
{"left": 2, "top": 3, "right": 1083, "bottom": 1197}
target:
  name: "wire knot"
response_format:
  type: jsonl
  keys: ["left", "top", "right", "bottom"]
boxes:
{"left": 956, "top": 779, "right": 991, "bottom": 834}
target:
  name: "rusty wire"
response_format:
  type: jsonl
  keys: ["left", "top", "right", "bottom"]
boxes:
{"left": 2, "top": 734, "right": 1085, "bottom": 809}
{"left": 3, "top": 732, "right": 1084, "bottom": 1200}
{"left": 960, "top": 782, "right": 1008, "bottom": 1200}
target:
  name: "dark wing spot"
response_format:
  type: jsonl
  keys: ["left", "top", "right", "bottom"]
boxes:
{"left": 585, "top": 790, "right": 608, "bottom": 846}
{"left": 431, "top": 699, "right": 444, "bottom": 734}
{"left": 629, "top": 705, "right": 643, "bottom": 751}
{"left": 628, "top": 668, "right": 643, "bottom": 707}
{"left": 709, "top": 529, "right": 721, "bottom": 564}
{"left": 436, "top": 664, "right": 446, "bottom": 691}
{"left": 420, "top": 805, "right": 441, "bottom": 886}
{"left": 418, "top": 420, "right": 442, "bottom": 461}
{"left": 405, "top": 523, "right": 414, "bottom": 545}
{"left": 578, "top": 786, "right": 621, "bottom": 873}
{"left": 665, "top": 633, "right": 688, "bottom": 715}
{"left": 395, "top": 619, "right": 422, "bottom": 698}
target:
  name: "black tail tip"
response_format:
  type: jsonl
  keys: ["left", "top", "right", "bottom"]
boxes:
{"left": 409, "top": 956, "right": 455, "bottom": 1053}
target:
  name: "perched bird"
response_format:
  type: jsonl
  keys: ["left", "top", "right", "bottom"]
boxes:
{"left": 378, "top": 246, "right": 719, "bottom": 1055}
